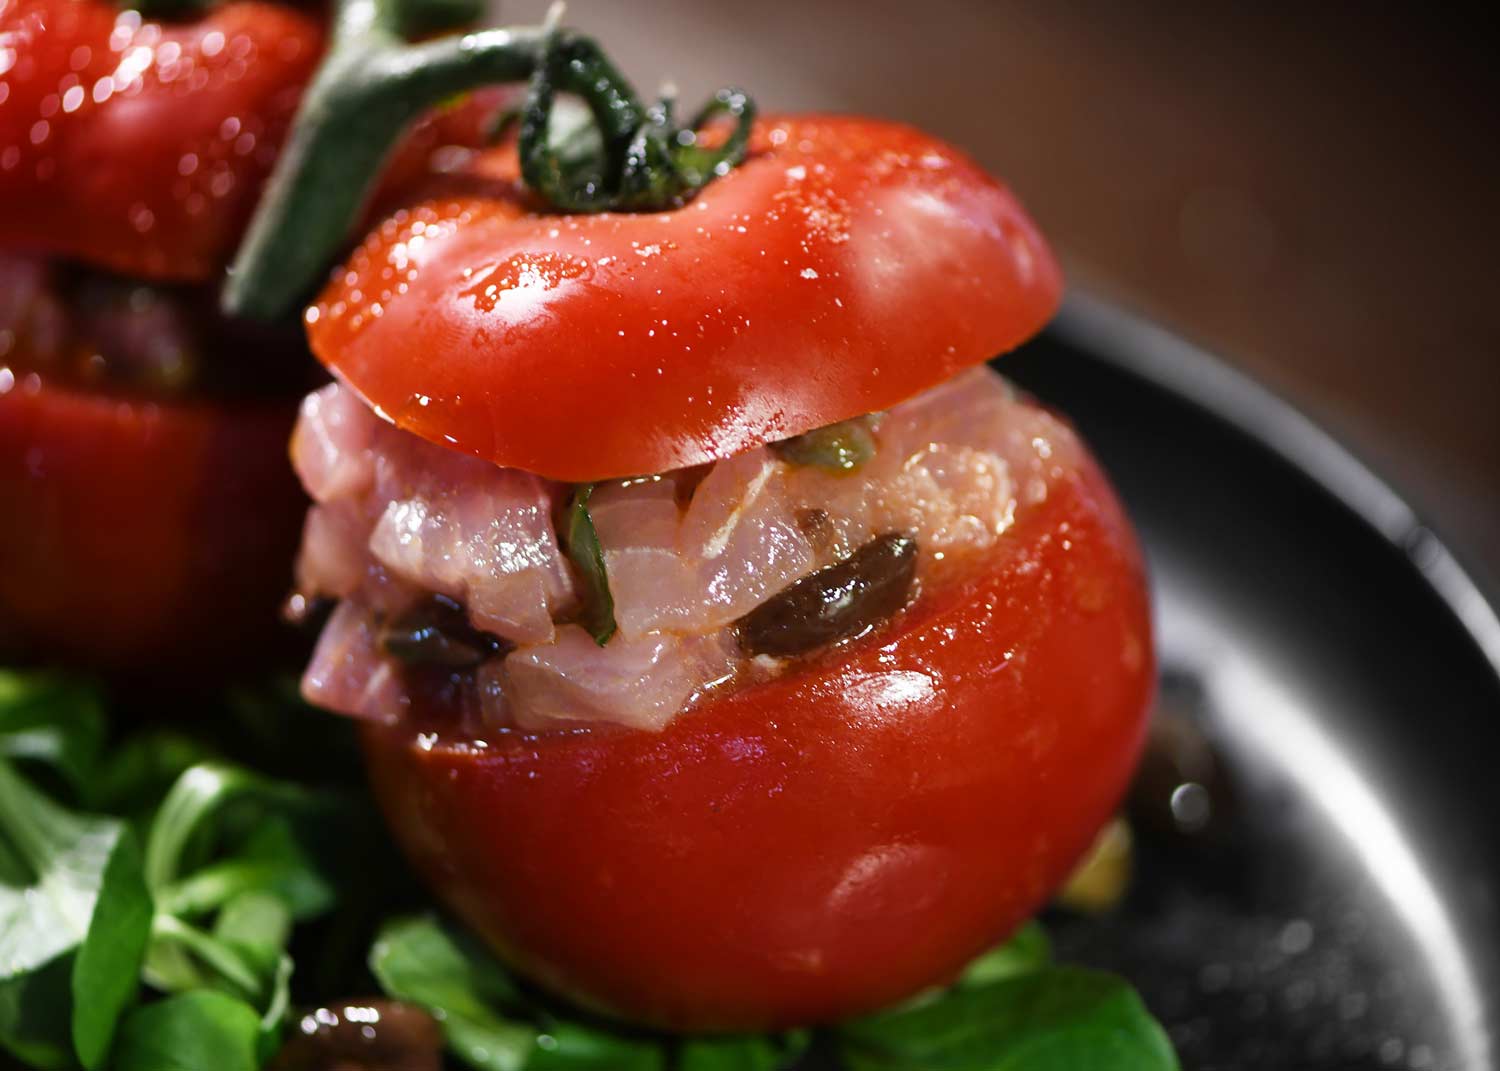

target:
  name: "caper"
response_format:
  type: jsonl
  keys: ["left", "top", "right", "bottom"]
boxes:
{"left": 734, "top": 533, "right": 918, "bottom": 657}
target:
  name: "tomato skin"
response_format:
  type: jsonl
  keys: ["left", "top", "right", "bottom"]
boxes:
{"left": 361, "top": 448, "right": 1152, "bottom": 1030}
{"left": 310, "top": 116, "right": 1063, "bottom": 482}
{"left": 0, "top": 372, "right": 305, "bottom": 673}
{"left": 0, "top": 0, "right": 325, "bottom": 282}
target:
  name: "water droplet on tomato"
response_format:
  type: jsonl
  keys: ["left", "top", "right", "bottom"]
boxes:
{"left": 459, "top": 251, "right": 594, "bottom": 315}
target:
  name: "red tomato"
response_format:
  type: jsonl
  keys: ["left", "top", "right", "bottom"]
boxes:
{"left": 0, "top": 369, "right": 305, "bottom": 673}
{"left": 362, "top": 451, "right": 1153, "bottom": 1030}
{"left": 0, "top": 0, "right": 325, "bottom": 282}
{"left": 308, "top": 116, "right": 1062, "bottom": 482}
{"left": 0, "top": 0, "right": 516, "bottom": 284}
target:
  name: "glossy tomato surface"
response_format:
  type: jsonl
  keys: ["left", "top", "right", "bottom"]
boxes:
{"left": 0, "top": 0, "right": 324, "bottom": 282}
{"left": 310, "top": 116, "right": 1063, "bottom": 482}
{"left": 0, "top": 0, "right": 517, "bottom": 283}
{"left": 362, "top": 445, "right": 1153, "bottom": 1031}
{"left": 0, "top": 370, "right": 305, "bottom": 673}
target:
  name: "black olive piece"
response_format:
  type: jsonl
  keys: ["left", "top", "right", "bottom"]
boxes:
{"left": 734, "top": 532, "right": 918, "bottom": 658}
{"left": 377, "top": 593, "right": 506, "bottom": 669}
{"left": 269, "top": 1000, "right": 442, "bottom": 1071}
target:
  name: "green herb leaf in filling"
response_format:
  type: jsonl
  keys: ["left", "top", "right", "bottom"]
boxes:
{"left": 564, "top": 483, "right": 619, "bottom": 647}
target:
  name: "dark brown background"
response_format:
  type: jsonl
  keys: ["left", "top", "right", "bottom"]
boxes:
{"left": 510, "top": 1, "right": 1499, "bottom": 580}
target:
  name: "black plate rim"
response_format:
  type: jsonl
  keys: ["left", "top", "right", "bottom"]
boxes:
{"left": 1047, "top": 291, "right": 1500, "bottom": 687}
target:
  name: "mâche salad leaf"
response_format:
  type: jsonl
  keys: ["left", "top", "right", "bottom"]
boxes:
{"left": 69, "top": 826, "right": 153, "bottom": 1069}
{"left": 0, "top": 757, "right": 147, "bottom": 1069}
{"left": 0, "top": 758, "right": 122, "bottom": 983}
{"left": 109, "top": 990, "right": 263, "bottom": 1071}
{"left": 0, "top": 671, "right": 376, "bottom": 1070}
{"left": 0, "top": 954, "right": 73, "bottom": 1070}
{"left": 836, "top": 965, "right": 1179, "bottom": 1071}
{"left": 0, "top": 672, "right": 105, "bottom": 794}
{"left": 954, "top": 921, "right": 1051, "bottom": 988}
{"left": 371, "top": 914, "right": 654, "bottom": 1070}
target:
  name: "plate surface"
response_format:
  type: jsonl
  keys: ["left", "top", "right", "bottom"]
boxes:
{"left": 1002, "top": 296, "right": 1500, "bottom": 1071}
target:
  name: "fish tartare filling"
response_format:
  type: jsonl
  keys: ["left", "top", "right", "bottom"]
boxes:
{"left": 291, "top": 366, "right": 1083, "bottom": 733}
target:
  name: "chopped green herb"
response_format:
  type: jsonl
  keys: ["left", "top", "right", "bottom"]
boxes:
{"left": 564, "top": 483, "right": 619, "bottom": 646}
{"left": 770, "top": 415, "right": 880, "bottom": 472}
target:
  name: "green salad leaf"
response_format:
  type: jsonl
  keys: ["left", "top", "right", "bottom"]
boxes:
{"left": 110, "top": 990, "right": 263, "bottom": 1071}
{"left": 2, "top": 666, "right": 377, "bottom": 1071}
{"left": 82, "top": 730, "right": 219, "bottom": 825}
{"left": 0, "top": 671, "right": 105, "bottom": 793}
{"left": 370, "top": 914, "right": 768, "bottom": 1071}
{"left": 0, "top": 759, "right": 122, "bottom": 983}
{"left": 0, "top": 956, "right": 73, "bottom": 1070}
{"left": 836, "top": 966, "right": 1179, "bottom": 1071}
{"left": 70, "top": 826, "right": 153, "bottom": 1070}
{"left": 372, "top": 914, "right": 578, "bottom": 1070}
{"left": 140, "top": 758, "right": 366, "bottom": 1061}
{"left": 954, "top": 921, "right": 1051, "bottom": 988}
{"left": 0, "top": 758, "right": 152, "bottom": 1070}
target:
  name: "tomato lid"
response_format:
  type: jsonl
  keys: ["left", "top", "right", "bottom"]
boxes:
{"left": 306, "top": 115, "right": 1062, "bottom": 482}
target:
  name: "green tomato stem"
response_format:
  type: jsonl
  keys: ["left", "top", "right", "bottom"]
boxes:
{"left": 222, "top": 0, "right": 754, "bottom": 320}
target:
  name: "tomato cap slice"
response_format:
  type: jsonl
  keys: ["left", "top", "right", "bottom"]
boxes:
{"left": 309, "top": 116, "right": 1062, "bottom": 482}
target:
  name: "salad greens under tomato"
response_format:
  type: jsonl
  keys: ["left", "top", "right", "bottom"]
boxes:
{"left": 0, "top": 668, "right": 1178, "bottom": 1070}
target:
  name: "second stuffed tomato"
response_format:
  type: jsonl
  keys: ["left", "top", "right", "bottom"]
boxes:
{"left": 289, "top": 115, "right": 1154, "bottom": 1029}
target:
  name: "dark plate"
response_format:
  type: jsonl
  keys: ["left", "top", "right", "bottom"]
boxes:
{"left": 995, "top": 295, "right": 1500, "bottom": 1071}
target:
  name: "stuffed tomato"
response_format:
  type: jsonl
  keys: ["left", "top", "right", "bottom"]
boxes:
{"left": 0, "top": 0, "right": 494, "bottom": 671}
{"left": 281, "top": 112, "right": 1155, "bottom": 1030}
